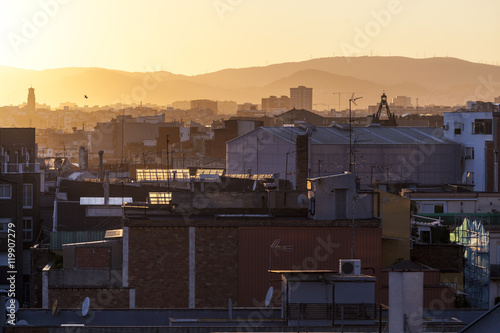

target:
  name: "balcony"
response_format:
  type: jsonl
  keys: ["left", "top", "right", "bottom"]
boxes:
{"left": 1, "top": 163, "right": 40, "bottom": 174}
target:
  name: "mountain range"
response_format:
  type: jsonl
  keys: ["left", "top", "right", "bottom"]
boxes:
{"left": 1, "top": 56, "right": 500, "bottom": 110}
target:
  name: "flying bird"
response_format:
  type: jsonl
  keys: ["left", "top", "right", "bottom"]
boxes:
{"left": 84, "top": 95, "right": 88, "bottom": 99}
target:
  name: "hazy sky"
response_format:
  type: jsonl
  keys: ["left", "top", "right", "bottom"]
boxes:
{"left": 1, "top": 0, "right": 499, "bottom": 75}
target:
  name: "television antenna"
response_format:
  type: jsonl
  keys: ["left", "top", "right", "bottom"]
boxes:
{"left": 349, "top": 94, "right": 363, "bottom": 173}
{"left": 269, "top": 239, "right": 293, "bottom": 286}
{"left": 81, "top": 297, "right": 90, "bottom": 317}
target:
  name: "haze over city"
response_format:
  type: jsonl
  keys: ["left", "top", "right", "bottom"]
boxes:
{"left": 3, "top": 1, "right": 500, "bottom": 332}
{"left": 1, "top": 1, "right": 500, "bottom": 108}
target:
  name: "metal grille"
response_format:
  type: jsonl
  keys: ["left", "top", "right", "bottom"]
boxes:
{"left": 288, "top": 303, "right": 333, "bottom": 321}
{"left": 333, "top": 303, "right": 376, "bottom": 320}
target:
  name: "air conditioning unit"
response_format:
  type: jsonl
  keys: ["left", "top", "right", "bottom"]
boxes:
{"left": 339, "top": 259, "right": 361, "bottom": 275}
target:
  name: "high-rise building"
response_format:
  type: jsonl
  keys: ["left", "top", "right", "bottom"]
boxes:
{"left": 27, "top": 87, "right": 36, "bottom": 113}
{"left": 191, "top": 99, "right": 218, "bottom": 113}
{"left": 290, "top": 86, "right": 313, "bottom": 111}
{"left": 391, "top": 96, "right": 412, "bottom": 108}
{"left": 261, "top": 95, "right": 290, "bottom": 113}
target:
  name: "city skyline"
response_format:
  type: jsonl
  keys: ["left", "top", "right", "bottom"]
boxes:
{"left": 1, "top": 0, "right": 499, "bottom": 76}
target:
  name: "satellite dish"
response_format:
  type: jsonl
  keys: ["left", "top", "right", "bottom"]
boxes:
{"left": 5, "top": 298, "right": 19, "bottom": 313}
{"left": 52, "top": 299, "right": 59, "bottom": 316}
{"left": 297, "top": 193, "right": 308, "bottom": 207}
{"left": 264, "top": 286, "right": 274, "bottom": 307}
{"left": 252, "top": 180, "right": 257, "bottom": 191}
{"left": 16, "top": 320, "right": 29, "bottom": 326}
{"left": 81, "top": 297, "right": 90, "bottom": 317}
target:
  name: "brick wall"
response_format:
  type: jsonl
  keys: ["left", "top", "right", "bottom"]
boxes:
{"left": 129, "top": 226, "right": 189, "bottom": 308}
{"left": 76, "top": 247, "right": 111, "bottom": 268}
{"left": 125, "top": 222, "right": 384, "bottom": 309}
{"left": 195, "top": 226, "right": 238, "bottom": 307}
{"left": 49, "top": 288, "right": 129, "bottom": 309}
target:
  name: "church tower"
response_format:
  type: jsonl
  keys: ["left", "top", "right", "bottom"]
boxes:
{"left": 27, "top": 87, "right": 36, "bottom": 113}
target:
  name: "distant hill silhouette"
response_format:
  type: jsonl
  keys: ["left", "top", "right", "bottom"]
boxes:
{"left": 1, "top": 56, "right": 499, "bottom": 110}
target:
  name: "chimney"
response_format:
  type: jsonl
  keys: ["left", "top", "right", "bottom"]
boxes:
{"left": 79, "top": 146, "right": 88, "bottom": 171}
{"left": 103, "top": 170, "right": 110, "bottom": 205}
{"left": 295, "top": 134, "right": 309, "bottom": 191}
{"left": 494, "top": 113, "right": 500, "bottom": 192}
{"left": 98, "top": 150, "right": 104, "bottom": 181}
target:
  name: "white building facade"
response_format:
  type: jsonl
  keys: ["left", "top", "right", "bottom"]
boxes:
{"left": 443, "top": 102, "right": 499, "bottom": 191}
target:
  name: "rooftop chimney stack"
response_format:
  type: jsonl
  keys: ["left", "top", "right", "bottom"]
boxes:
{"left": 79, "top": 146, "right": 88, "bottom": 171}
{"left": 98, "top": 150, "right": 104, "bottom": 181}
{"left": 104, "top": 170, "right": 110, "bottom": 205}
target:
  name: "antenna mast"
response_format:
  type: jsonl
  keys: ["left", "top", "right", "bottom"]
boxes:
{"left": 349, "top": 94, "right": 362, "bottom": 173}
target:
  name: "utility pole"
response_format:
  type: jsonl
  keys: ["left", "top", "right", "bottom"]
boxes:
{"left": 332, "top": 92, "right": 346, "bottom": 112}
{"left": 121, "top": 109, "right": 125, "bottom": 166}
{"left": 166, "top": 134, "right": 170, "bottom": 191}
{"left": 256, "top": 136, "right": 259, "bottom": 176}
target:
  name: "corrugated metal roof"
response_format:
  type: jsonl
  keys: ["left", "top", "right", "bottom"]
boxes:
{"left": 253, "top": 126, "right": 456, "bottom": 145}
{"left": 50, "top": 231, "right": 106, "bottom": 250}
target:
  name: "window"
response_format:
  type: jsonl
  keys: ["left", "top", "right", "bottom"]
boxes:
{"left": 419, "top": 230, "right": 431, "bottom": 244}
{"left": 465, "top": 147, "right": 475, "bottom": 160}
{"left": 472, "top": 119, "right": 492, "bottom": 134}
{"left": 434, "top": 204, "right": 444, "bottom": 213}
{"left": 465, "top": 171, "right": 475, "bottom": 184}
{"left": 0, "top": 218, "right": 11, "bottom": 233}
{"left": 421, "top": 202, "right": 447, "bottom": 213}
{"left": 0, "top": 184, "right": 12, "bottom": 199}
{"left": 454, "top": 122, "right": 462, "bottom": 135}
{"left": 23, "top": 217, "right": 33, "bottom": 242}
{"left": 148, "top": 192, "right": 172, "bottom": 205}
{"left": 23, "top": 184, "right": 33, "bottom": 208}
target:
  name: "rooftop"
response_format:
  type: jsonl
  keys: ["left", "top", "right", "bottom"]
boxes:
{"left": 247, "top": 126, "right": 456, "bottom": 145}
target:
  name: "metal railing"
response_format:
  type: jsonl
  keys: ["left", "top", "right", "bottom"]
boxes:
{"left": 1, "top": 163, "right": 40, "bottom": 174}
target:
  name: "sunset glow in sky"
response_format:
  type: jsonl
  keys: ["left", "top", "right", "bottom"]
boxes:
{"left": 1, "top": 0, "right": 499, "bottom": 75}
